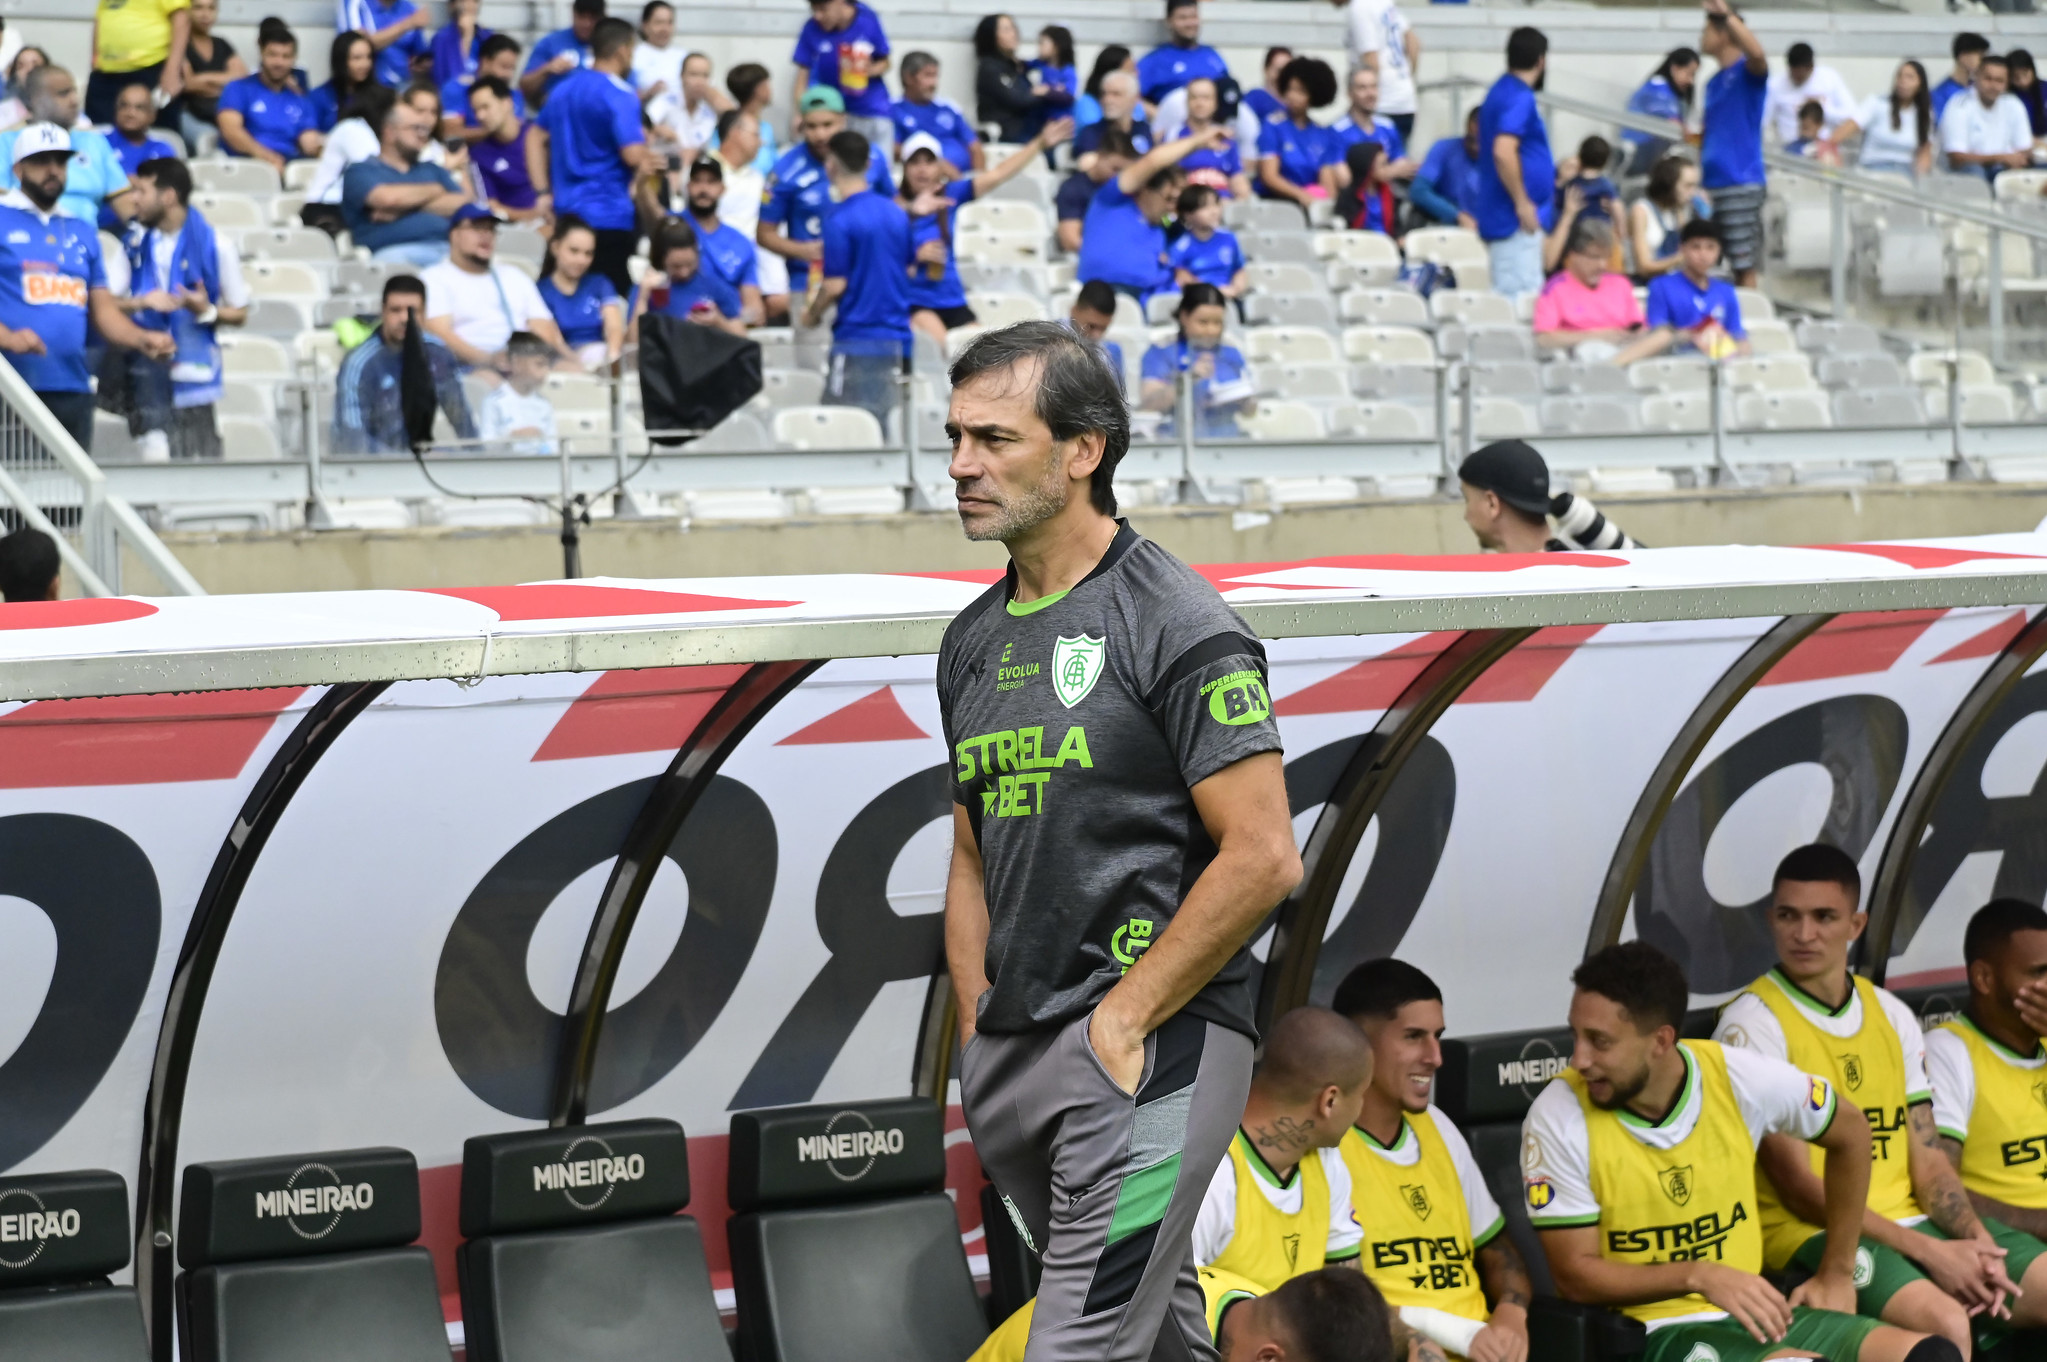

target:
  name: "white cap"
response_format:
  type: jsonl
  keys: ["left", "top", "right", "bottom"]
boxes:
{"left": 12, "top": 122, "right": 70, "bottom": 166}
{"left": 898, "top": 131, "right": 945, "bottom": 163}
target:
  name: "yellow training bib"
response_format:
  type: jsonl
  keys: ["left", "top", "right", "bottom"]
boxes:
{"left": 1937, "top": 1016, "right": 2047, "bottom": 1210}
{"left": 1206, "top": 1131, "right": 1333, "bottom": 1291}
{"left": 1562, "top": 1041, "right": 1767, "bottom": 1325}
{"left": 965, "top": 1267, "right": 1265, "bottom": 1362}
{"left": 1342, "top": 1111, "right": 1493, "bottom": 1324}
{"left": 1741, "top": 971, "right": 1922, "bottom": 1268}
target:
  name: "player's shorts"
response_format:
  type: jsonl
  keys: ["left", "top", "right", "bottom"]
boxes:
{"left": 1786, "top": 1216, "right": 2047, "bottom": 1317}
{"left": 1641, "top": 1306, "right": 1881, "bottom": 1362}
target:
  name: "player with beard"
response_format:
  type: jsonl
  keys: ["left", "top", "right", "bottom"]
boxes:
{"left": 1522, "top": 941, "right": 1956, "bottom": 1362}
{"left": 939, "top": 319, "right": 1301, "bottom": 1362}
{"left": 1335, "top": 959, "right": 1533, "bottom": 1362}
{"left": 682, "top": 157, "right": 764, "bottom": 328}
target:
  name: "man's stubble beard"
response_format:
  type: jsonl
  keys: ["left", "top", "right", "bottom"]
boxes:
{"left": 960, "top": 451, "right": 1072, "bottom": 543}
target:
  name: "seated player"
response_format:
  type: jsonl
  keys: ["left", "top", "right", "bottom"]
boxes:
{"left": 1714, "top": 845, "right": 2017, "bottom": 1351}
{"left": 1524, "top": 940, "right": 1959, "bottom": 1362}
{"left": 1193, "top": 1006, "right": 1371, "bottom": 1290}
{"left": 967, "top": 1265, "right": 1400, "bottom": 1362}
{"left": 1926, "top": 899, "right": 2047, "bottom": 1335}
{"left": 1335, "top": 959, "right": 1533, "bottom": 1362}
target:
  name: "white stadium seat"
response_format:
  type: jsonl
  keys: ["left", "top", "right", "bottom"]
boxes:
{"left": 1339, "top": 288, "right": 1428, "bottom": 328}
{"left": 191, "top": 159, "right": 282, "bottom": 196}
{"left": 956, "top": 199, "right": 1048, "bottom": 241}
{"left": 189, "top": 192, "right": 267, "bottom": 228}
{"left": 773, "top": 406, "right": 885, "bottom": 450}
{"left": 1640, "top": 391, "right": 1713, "bottom": 432}
{"left": 1831, "top": 387, "right": 1926, "bottom": 428}
{"left": 1242, "top": 262, "right": 1323, "bottom": 296}
{"left": 1471, "top": 397, "right": 1538, "bottom": 438}
{"left": 1628, "top": 358, "right": 1711, "bottom": 393}
{"left": 1341, "top": 325, "right": 1435, "bottom": 365}
{"left": 1906, "top": 350, "right": 1996, "bottom": 387}
{"left": 1723, "top": 353, "right": 1815, "bottom": 390}
{"left": 1429, "top": 290, "right": 1516, "bottom": 327}
{"left": 1736, "top": 390, "right": 1833, "bottom": 430}
{"left": 1745, "top": 319, "right": 1796, "bottom": 354}
{"left": 1262, "top": 363, "right": 1350, "bottom": 401}
{"left": 967, "top": 291, "right": 1047, "bottom": 326}
{"left": 1240, "top": 400, "right": 1325, "bottom": 440}
{"left": 1243, "top": 326, "right": 1342, "bottom": 365}
{"left": 238, "top": 227, "right": 339, "bottom": 264}
{"left": 1327, "top": 400, "right": 1429, "bottom": 439}
{"left": 220, "top": 334, "right": 295, "bottom": 381}
{"left": 244, "top": 261, "right": 327, "bottom": 301}
{"left": 1314, "top": 230, "right": 1402, "bottom": 279}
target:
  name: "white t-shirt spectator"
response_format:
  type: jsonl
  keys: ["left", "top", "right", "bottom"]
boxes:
{"left": 1762, "top": 64, "right": 1857, "bottom": 145}
{"left": 1345, "top": 0, "right": 1416, "bottom": 117}
{"left": 421, "top": 258, "right": 551, "bottom": 357}
{"left": 1852, "top": 92, "right": 1931, "bottom": 175}
{"left": 309, "top": 121, "right": 447, "bottom": 205}
{"left": 1940, "top": 90, "right": 2033, "bottom": 165}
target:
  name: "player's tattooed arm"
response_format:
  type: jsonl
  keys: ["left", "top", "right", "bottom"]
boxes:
{"left": 1940, "top": 1128, "right": 2047, "bottom": 1240}
{"left": 1478, "top": 1237, "right": 1534, "bottom": 1310}
{"left": 1911, "top": 1103, "right": 1989, "bottom": 1239}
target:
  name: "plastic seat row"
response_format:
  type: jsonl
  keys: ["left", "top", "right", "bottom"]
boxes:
{"left": 0, "top": 1098, "right": 976, "bottom": 1362}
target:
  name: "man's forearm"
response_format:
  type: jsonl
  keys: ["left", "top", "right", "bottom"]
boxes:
{"left": 1478, "top": 1238, "right": 1534, "bottom": 1309}
{"left": 1815, "top": 1112, "right": 1875, "bottom": 1281}
{"left": 1968, "top": 1189, "right": 2047, "bottom": 1239}
{"left": 943, "top": 811, "right": 992, "bottom": 1042}
{"left": 1911, "top": 1105, "right": 1989, "bottom": 1239}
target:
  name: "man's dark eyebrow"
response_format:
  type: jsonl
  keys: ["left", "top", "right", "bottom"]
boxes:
{"left": 958, "top": 420, "right": 1024, "bottom": 440}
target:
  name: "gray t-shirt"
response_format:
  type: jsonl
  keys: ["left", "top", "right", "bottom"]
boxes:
{"left": 936, "top": 523, "right": 1282, "bottom": 1038}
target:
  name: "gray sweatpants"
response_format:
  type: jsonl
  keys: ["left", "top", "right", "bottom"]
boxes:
{"left": 961, "top": 1009, "right": 1254, "bottom": 1362}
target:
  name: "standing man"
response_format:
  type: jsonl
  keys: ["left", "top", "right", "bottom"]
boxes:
{"left": 1340, "top": 0, "right": 1419, "bottom": 140}
{"left": 1939, "top": 55, "right": 2032, "bottom": 182}
{"left": 1522, "top": 941, "right": 1956, "bottom": 1362}
{"left": 1714, "top": 845, "right": 2018, "bottom": 1351}
{"left": 1696, "top": 0, "right": 1769, "bottom": 289}
{"left": 941, "top": 318, "right": 1299, "bottom": 1362}
{"left": 1077, "top": 124, "right": 1234, "bottom": 304}
{"left": 529, "top": 16, "right": 645, "bottom": 299}
{"left": 0, "top": 125, "right": 174, "bottom": 452}
{"left": 803, "top": 130, "right": 910, "bottom": 425}
{"left": 1334, "top": 959, "right": 1533, "bottom": 1362}
{"left": 684, "top": 157, "right": 764, "bottom": 328}
{"left": 791, "top": 0, "right": 893, "bottom": 157}
{"left": 336, "top": 0, "right": 429, "bottom": 89}
{"left": 709, "top": 109, "right": 783, "bottom": 323}
{"left": 1192, "top": 1007, "right": 1369, "bottom": 1292}
{"left": 1138, "top": 0, "right": 1229, "bottom": 109}
{"left": 522, "top": 0, "right": 602, "bottom": 106}
{"left": 103, "top": 82, "right": 177, "bottom": 233}
{"left": 88, "top": 0, "right": 187, "bottom": 127}
{"left": 892, "top": 52, "right": 982, "bottom": 174}
{"left": 1926, "top": 900, "right": 2047, "bottom": 1335}
{"left": 1933, "top": 34, "right": 1990, "bottom": 122}
{"left": 111, "top": 156, "right": 249, "bottom": 462}
{"left": 0, "top": 66, "right": 136, "bottom": 229}
{"left": 1474, "top": 27, "right": 1554, "bottom": 303}
{"left": 759, "top": 87, "right": 893, "bottom": 304}
{"left": 217, "top": 22, "right": 323, "bottom": 170}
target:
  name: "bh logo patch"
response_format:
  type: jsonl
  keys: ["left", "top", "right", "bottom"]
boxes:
{"left": 1525, "top": 1178, "right": 1553, "bottom": 1211}
{"left": 1052, "top": 634, "right": 1105, "bottom": 708}
{"left": 1808, "top": 1077, "right": 1831, "bottom": 1112}
{"left": 1659, "top": 1164, "right": 1693, "bottom": 1207}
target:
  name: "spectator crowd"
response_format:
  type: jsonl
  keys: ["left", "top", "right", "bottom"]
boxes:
{"left": 0, "top": 0, "right": 2034, "bottom": 462}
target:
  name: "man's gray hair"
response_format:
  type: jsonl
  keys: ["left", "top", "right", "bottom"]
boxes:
{"left": 22, "top": 63, "right": 67, "bottom": 119}
{"left": 1101, "top": 69, "right": 1138, "bottom": 97}
{"left": 1566, "top": 216, "right": 1615, "bottom": 258}
{"left": 949, "top": 320, "right": 1129, "bottom": 516}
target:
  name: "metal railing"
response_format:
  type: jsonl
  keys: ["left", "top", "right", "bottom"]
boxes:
{"left": 0, "top": 357, "right": 204, "bottom": 596}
